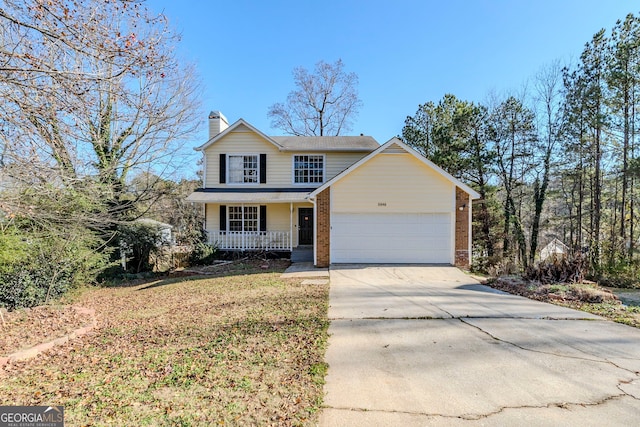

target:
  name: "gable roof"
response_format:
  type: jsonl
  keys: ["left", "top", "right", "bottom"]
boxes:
{"left": 541, "top": 238, "right": 568, "bottom": 251}
{"left": 309, "top": 137, "right": 481, "bottom": 199}
{"left": 194, "top": 117, "right": 380, "bottom": 153}
{"left": 271, "top": 136, "right": 379, "bottom": 152}
{"left": 194, "top": 119, "right": 283, "bottom": 151}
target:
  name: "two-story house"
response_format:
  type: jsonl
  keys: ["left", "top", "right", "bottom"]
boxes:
{"left": 187, "top": 111, "right": 479, "bottom": 268}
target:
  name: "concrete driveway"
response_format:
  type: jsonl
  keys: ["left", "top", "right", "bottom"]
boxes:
{"left": 320, "top": 265, "right": 640, "bottom": 426}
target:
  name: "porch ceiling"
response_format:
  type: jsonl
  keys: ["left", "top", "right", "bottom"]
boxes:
{"left": 186, "top": 191, "right": 311, "bottom": 203}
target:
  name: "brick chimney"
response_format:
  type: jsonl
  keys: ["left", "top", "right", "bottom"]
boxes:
{"left": 208, "top": 111, "right": 229, "bottom": 139}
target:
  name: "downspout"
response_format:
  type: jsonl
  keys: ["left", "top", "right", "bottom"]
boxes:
{"left": 202, "top": 152, "right": 207, "bottom": 187}
{"left": 308, "top": 196, "right": 317, "bottom": 266}
{"left": 468, "top": 194, "right": 473, "bottom": 268}
{"left": 202, "top": 152, "right": 208, "bottom": 244}
{"left": 451, "top": 189, "right": 457, "bottom": 265}
{"left": 290, "top": 202, "right": 293, "bottom": 251}
{"left": 203, "top": 204, "right": 207, "bottom": 244}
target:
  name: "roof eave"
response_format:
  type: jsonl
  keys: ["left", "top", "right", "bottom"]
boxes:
{"left": 195, "top": 118, "right": 283, "bottom": 151}
{"left": 278, "top": 147, "right": 377, "bottom": 153}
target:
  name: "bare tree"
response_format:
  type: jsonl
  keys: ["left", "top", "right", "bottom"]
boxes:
{"left": 490, "top": 96, "right": 538, "bottom": 267}
{"left": 529, "top": 61, "right": 563, "bottom": 264}
{"left": 0, "top": 0, "right": 201, "bottom": 227}
{"left": 0, "top": 0, "right": 158, "bottom": 82}
{"left": 268, "top": 59, "right": 362, "bottom": 136}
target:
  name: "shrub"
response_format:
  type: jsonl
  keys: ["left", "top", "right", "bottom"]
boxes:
{"left": 0, "top": 226, "right": 108, "bottom": 310}
{"left": 118, "top": 222, "right": 164, "bottom": 273}
{"left": 596, "top": 258, "right": 640, "bottom": 288}
{"left": 524, "top": 253, "right": 586, "bottom": 284}
{"left": 189, "top": 242, "right": 218, "bottom": 266}
{"left": 471, "top": 251, "right": 503, "bottom": 275}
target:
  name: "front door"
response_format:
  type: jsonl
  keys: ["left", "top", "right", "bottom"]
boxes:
{"left": 298, "top": 208, "right": 314, "bottom": 245}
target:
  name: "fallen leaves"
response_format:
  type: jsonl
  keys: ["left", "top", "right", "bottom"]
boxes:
{"left": 1, "top": 305, "right": 92, "bottom": 356}
{"left": 488, "top": 276, "right": 640, "bottom": 327}
{"left": 0, "top": 261, "right": 329, "bottom": 426}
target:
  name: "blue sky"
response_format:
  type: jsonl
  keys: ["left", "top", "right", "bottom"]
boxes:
{"left": 148, "top": 0, "right": 636, "bottom": 155}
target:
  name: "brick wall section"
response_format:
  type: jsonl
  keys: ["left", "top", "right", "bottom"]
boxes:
{"left": 316, "top": 188, "right": 331, "bottom": 267}
{"left": 455, "top": 186, "right": 470, "bottom": 268}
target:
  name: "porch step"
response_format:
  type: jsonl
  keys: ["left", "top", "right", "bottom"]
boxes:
{"left": 291, "top": 246, "right": 313, "bottom": 263}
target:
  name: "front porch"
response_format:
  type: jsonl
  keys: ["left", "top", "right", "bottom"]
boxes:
{"left": 207, "top": 201, "right": 316, "bottom": 253}
{"left": 207, "top": 230, "right": 292, "bottom": 251}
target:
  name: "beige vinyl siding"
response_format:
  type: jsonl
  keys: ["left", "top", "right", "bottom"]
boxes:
{"left": 267, "top": 203, "right": 290, "bottom": 233}
{"left": 331, "top": 153, "right": 454, "bottom": 213}
{"left": 203, "top": 128, "right": 371, "bottom": 187}
{"left": 203, "top": 129, "right": 284, "bottom": 188}
{"left": 205, "top": 203, "right": 220, "bottom": 231}
{"left": 324, "top": 152, "right": 370, "bottom": 180}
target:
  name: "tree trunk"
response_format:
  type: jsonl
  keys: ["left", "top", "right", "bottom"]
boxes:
{"left": 620, "top": 81, "right": 630, "bottom": 240}
{"left": 629, "top": 84, "right": 636, "bottom": 261}
{"left": 593, "top": 112, "right": 602, "bottom": 272}
{"left": 503, "top": 199, "right": 511, "bottom": 259}
{"left": 529, "top": 120, "right": 553, "bottom": 264}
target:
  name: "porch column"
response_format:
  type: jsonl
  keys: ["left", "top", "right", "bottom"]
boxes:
{"left": 289, "top": 203, "right": 293, "bottom": 251}
{"left": 241, "top": 203, "right": 245, "bottom": 251}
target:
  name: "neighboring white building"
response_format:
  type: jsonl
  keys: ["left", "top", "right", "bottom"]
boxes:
{"left": 540, "top": 238, "right": 569, "bottom": 261}
{"left": 136, "top": 218, "right": 174, "bottom": 246}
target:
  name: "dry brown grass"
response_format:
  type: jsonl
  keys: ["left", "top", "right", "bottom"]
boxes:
{"left": 0, "top": 261, "right": 329, "bottom": 426}
{"left": 488, "top": 276, "right": 640, "bottom": 328}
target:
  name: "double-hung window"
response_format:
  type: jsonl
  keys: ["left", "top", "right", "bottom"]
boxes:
{"left": 228, "top": 155, "right": 258, "bottom": 184}
{"left": 293, "top": 155, "right": 324, "bottom": 184}
{"left": 228, "top": 206, "right": 258, "bottom": 232}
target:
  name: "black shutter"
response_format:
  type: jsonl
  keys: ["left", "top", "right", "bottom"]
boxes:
{"left": 220, "top": 205, "right": 226, "bottom": 231}
{"left": 219, "top": 154, "right": 226, "bottom": 184}
{"left": 260, "top": 205, "right": 267, "bottom": 232}
{"left": 260, "top": 154, "right": 267, "bottom": 183}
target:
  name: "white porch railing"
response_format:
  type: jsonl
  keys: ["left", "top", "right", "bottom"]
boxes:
{"left": 207, "top": 230, "right": 292, "bottom": 251}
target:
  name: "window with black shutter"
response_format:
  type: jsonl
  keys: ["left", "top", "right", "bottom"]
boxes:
{"left": 260, "top": 205, "right": 267, "bottom": 232}
{"left": 219, "top": 154, "right": 226, "bottom": 184}
{"left": 260, "top": 154, "right": 267, "bottom": 183}
{"left": 219, "top": 205, "right": 226, "bottom": 231}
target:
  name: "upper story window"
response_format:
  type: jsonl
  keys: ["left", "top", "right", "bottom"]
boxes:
{"left": 228, "top": 155, "right": 258, "bottom": 184}
{"left": 293, "top": 155, "right": 324, "bottom": 184}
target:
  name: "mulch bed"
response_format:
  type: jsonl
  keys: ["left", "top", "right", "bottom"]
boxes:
{"left": 487, "top": 276, "right": 619, "bottom": 303}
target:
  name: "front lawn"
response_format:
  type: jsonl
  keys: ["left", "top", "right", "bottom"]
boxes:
{"left": 0, "top": 262, "right": 329, "bottom": 426}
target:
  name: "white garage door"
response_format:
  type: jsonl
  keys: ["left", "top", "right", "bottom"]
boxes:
{"left": 331, "top": 213, "right": 452, "bottom": 264}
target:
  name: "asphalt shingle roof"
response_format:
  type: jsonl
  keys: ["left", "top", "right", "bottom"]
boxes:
{"left": 271, "top": 135, "right": 379, "bottom": 152}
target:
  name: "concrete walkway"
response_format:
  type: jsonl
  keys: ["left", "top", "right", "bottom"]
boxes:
{"left": 281, "top": 262, "right": 328, "bottom": 278}
{"left": 320, "top": 265, "right": 640, "bottom": 426}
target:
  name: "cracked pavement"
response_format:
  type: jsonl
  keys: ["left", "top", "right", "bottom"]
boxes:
{"left": 320, "top": 265, "right": 640, "bottom": 426}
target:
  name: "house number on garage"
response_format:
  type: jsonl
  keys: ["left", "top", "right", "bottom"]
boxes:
{"left": 378, "top": 202, "right": 387, "bottom": 207}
